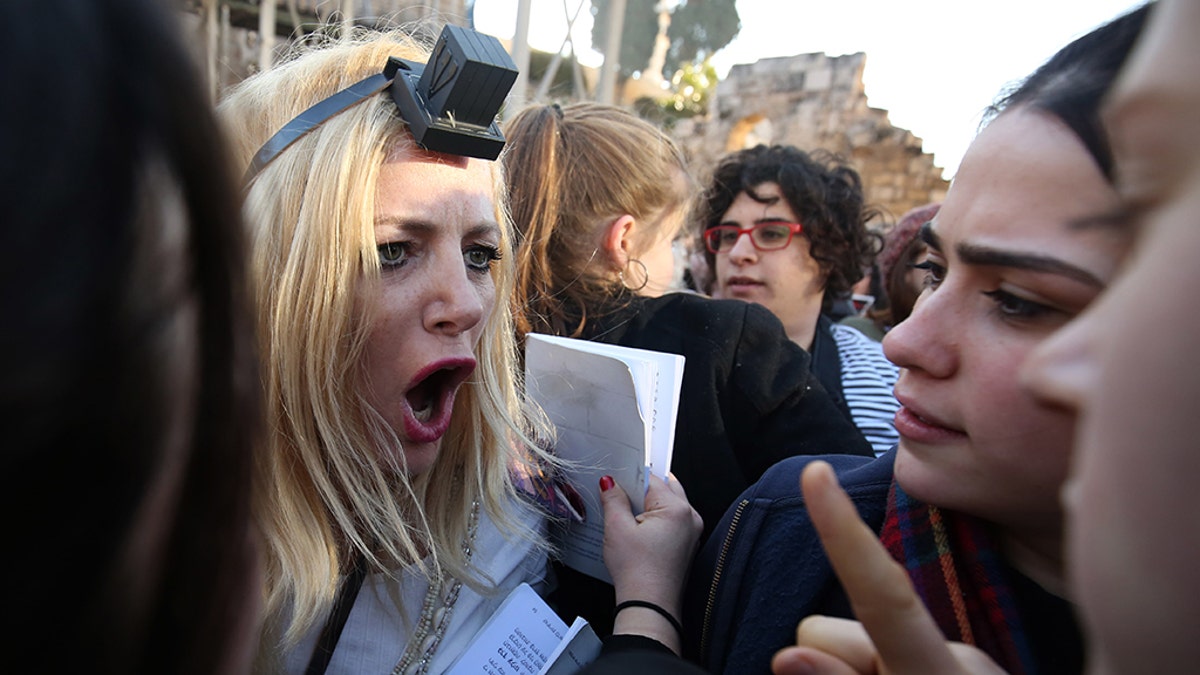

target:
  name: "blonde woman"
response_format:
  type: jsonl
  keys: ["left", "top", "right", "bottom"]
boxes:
{"left": 219, "top": 28, "right": 550, "bottom": 673}
{"left": 219, "top": 27, "right": 700, "bottom": 673}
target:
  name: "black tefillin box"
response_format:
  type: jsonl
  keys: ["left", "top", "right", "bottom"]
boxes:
{"left": 388, "top": 24, "right": 519, "bottom": 161}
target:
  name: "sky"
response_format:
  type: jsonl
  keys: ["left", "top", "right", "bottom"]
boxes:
{"left": 472, "top": 0, "right": 1145, "bottom": 179}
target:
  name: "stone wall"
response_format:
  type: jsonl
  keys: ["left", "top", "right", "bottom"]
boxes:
{"left": 670, "top": 52, "right": 948, "bottom": 227}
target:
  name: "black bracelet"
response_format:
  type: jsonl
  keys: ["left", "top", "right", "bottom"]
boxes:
{"left": 613, "top": 600, "right": 683, "bottom": 640}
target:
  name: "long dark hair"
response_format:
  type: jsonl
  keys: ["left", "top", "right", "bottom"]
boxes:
{"left": 1, "top": 1, "right": 260, "bottom": 672}
{"left": 983, "top": 2, "right": 1154, "bottom": 180}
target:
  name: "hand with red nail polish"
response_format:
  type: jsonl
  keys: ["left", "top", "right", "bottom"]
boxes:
{"left": 597, "top": 472, "right": 702, "bottom": 655}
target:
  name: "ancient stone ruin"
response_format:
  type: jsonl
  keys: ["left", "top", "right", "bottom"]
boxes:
{"left": 670, "top": 52, "right": 948, "bottom": 226}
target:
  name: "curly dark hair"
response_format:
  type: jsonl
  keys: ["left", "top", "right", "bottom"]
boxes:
{"left": 696, "top": 144, "right": 882, "bottom": 310}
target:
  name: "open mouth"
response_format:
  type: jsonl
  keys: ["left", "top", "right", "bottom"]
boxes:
{"left": 406, "top": 367, "right": 460, "bottom": 421}
{"left": 403, "top": 359, "right": 476, "bottom": 442}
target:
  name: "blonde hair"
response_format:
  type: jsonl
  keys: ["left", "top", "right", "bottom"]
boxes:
{"left": 501, "top": 102, "right": 692, "bottom": 340}
{"left": 218, "top": 28, "right": 550, "bottom": 649}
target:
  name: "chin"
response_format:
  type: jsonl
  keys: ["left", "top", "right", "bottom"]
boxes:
{"left": 396, "top": 440, "right": 441, "bottom": 477}
{"left": 893, "top": 443, "right": 954, "bottom": 507}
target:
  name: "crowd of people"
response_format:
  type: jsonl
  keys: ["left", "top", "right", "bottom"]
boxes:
{"left": 7, "top": 1, "right": 1197, "bottom": 675}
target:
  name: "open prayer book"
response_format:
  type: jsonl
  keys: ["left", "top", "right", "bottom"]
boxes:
{"left": 446, "top": 583, "right": 602, "bottom": 675}
{"left": 524, "top": 333, "right": 685, "bottom": 583}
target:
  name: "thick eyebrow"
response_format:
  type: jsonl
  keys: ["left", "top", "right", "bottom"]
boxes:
{"left": 919, "top": 221, "right": 1103, "bottom": 288}
{"left": 917, "top": 221, "right": 940, "bottom": 250}
{"left": 954, "top": 244, "right": 1105, "bottom": 288}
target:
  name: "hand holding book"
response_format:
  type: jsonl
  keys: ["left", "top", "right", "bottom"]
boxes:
{"left": 524, "top": 334, "right": 685, "bottom": 583}
{"left": 451, "top": 334, "right": 701, "bottom": 674}
{"left": 598, "top": 472, "right": 703, "bottom": 655}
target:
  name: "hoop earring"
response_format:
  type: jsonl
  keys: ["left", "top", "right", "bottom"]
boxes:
{"left": 619, "top": 258, "right": 650, "bottom": 293}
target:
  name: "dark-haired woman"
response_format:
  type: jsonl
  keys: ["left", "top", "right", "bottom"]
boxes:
{"left": 698, "top": 146, "right": 900, "bottom": 455}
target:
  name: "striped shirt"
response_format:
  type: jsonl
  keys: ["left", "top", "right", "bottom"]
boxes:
{"left": 831, "top": 323, "right": 900, "bottom": 456}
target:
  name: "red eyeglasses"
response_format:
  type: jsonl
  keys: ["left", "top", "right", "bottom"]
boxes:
{"left": 704, "top": 221, "right": 804, "bottom": 253}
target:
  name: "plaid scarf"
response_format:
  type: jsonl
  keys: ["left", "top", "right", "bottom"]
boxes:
{"left": 879, "top": 481, "right": 1037, "bottom": 675}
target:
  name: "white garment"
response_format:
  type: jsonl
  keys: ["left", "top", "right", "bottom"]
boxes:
{"left": 283, "top": 503, "right": 550, "bottom": 675}
{"left": 831, "top": 323, "right": 901, "bottom": 456}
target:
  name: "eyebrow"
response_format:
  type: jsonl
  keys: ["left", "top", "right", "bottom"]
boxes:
{"left": 918, "top": 221, "right": 940, "bottom": 249}
{"left": 918, "top": 221, "right": 1104, "bottom": 288}
{"left": 719, "top": 216, "right": 798, "bottom": 226}
{"left": 375, "top": 217, "right": 501, "bottom": 239}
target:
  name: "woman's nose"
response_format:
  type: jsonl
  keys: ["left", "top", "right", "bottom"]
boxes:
{"left": 883, "top": 287, "right": 958, "bottom": 378}
{"left": 727, "top": 231, "right": 758, "bottom": 263}
{"left": 422, "top": 257, "right": 485, "bottom": 337}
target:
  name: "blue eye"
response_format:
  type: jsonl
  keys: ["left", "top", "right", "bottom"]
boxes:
{"left": 378, "top": 242, "right": 409, "bottom": 268}
{"left": 464, "top": 244, "right": 501, "bottom": 273}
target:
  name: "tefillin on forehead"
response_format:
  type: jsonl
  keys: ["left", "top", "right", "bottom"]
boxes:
{"left": 244, "top": 24, "right": 518, "bottom": 184}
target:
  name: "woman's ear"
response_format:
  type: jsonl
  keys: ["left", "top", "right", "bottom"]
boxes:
{"left": 601, "top": 214, "right": 637, "bottom": 271}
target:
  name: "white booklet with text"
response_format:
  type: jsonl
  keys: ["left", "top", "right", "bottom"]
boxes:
{"left": 446, "top": 583, "right": 602, "bottom": 675}
{"left": 524, "top": 333, "right": 685, "bottom": 583}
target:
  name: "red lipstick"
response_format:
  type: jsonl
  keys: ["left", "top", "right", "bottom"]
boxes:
{"left": 401, "top": 358, "right": 477, "bottom": 444}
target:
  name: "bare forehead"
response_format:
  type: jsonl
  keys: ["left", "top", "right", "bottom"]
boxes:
{"left": 942, "top": 112, "right": 1115, "bottom": 230}
{"left": 384, "top": 143, "right": 471, "bottom": 170}
{"left": 745, "top": 181, "right": 784, "bottom": 201}
{"left": 374, "top": 153, "right": 497, "bottom": 225}
{"left": 378, "top": 148, "right": 495, "bottom": 186}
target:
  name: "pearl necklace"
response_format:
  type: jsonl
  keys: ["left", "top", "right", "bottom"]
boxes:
{"left": 392, "top": 501, "right": 480, "bottom": 675}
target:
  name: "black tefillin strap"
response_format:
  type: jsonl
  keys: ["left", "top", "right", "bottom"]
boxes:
{"left": 243, "top": 23, "right": 519, "bottom": 185}
{"left": 303, "top": 555, "right": 367, "bottom": 675}
{"left": 244, "top": 73, "right": 392, "bottom": 184}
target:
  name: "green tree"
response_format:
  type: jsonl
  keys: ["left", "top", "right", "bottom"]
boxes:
{"left": 663, "top": 57, "right": 717, "bottom": 118}
{"left": 590, "top": 0, "right": 659, "bottom": 79}
{"left": 665, "top": 0, "right": 740, "bottom": 76}
{"left": 634, "top": 57, "right": 718, "bottom": 128}
{"left": 590, "top": 0, "right": 740, "bottom": 79}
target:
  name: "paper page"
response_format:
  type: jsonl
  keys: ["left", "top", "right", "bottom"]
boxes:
{"left": 527, "top": 335, "right": 646, "bottom": 583}
{"left": 525, "top": 334, "right": 685, "bottom": 584}
{"left": 529, "top": 336, "right": 660, "bottom": 450}
{"left": 536, "top": 617, "right": 602, "bottom": 675}
{"left": 643, "top": 351, "right": 685, "bottom": 479}
{"left": 445, "top": 583, "right": 570, "bottom": 675}
{"left": 526, "top": 333, "right": 684, "bottom": 478}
